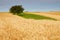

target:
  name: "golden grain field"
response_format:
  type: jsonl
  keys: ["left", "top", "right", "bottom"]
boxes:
{"left": 30, "top": 12, "right": 60, "bottom": 21}
{"left": 0, "top": 12, "right": 60, "bottom": 40}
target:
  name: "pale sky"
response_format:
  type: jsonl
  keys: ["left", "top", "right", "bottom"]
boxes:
{"left": 0, "top": 0, "right": 60, "bottom": 12}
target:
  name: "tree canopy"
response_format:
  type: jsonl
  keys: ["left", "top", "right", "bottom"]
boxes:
{"left": 10, "top": 5, "right": 24, "bottom": 15}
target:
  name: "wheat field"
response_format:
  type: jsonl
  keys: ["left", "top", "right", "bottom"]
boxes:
{"left": 29, "top": 12, "right": 60, "bottom": 21}
{"left": 0, "top": 12, "right": 60, "bottom": 40}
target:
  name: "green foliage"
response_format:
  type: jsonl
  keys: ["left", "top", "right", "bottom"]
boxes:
{"left": 9, "top": 5, "right": 24, "bottom": 15}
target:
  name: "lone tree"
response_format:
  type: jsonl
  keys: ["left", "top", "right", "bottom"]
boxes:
{"left": 10, "top": 5, "right": 24, "bottom": 15}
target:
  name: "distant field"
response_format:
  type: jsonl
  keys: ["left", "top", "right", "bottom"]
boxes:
{"left": 26, "top": 12, "right": 60, "bottom": 21}
{"left": 0, "top": 12, "right": 60, "bottom": 21}
{"left": 32, "top": 12, "right": 60, "bottom": 15}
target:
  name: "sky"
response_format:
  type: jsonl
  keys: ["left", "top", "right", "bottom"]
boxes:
{"left": 0, "top": 0, "right": 60, "bottom": 12}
